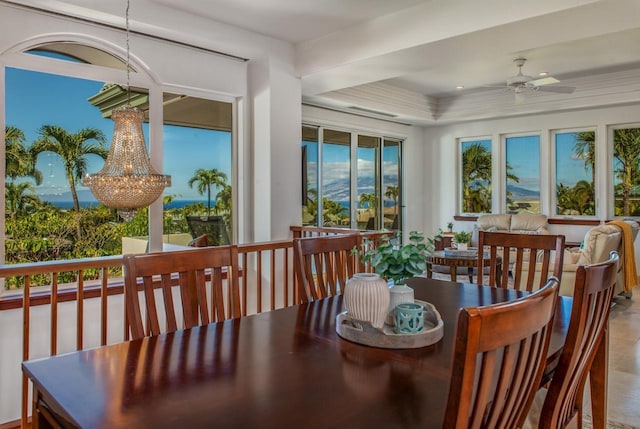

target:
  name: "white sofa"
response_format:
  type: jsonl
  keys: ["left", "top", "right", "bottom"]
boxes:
{"left": 471, "top": 214, "right": 549, "bottom": 247}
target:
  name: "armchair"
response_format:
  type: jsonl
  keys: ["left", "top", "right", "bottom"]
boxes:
{"left": 526, "top": 220, "right": 638, "bottom": 297}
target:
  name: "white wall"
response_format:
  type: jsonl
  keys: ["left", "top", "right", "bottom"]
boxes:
{"left": 422, "top": 102, "right": 640, "bottom": 245}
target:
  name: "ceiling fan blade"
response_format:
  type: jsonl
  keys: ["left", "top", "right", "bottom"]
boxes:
{"left": 482, "top": 84, "right": 511, "bottom": 89}
{"left": 529, "top": 76, "right": 560, "bottom": 86}
{"left": 535, "top": 85, "right": 575, "bottom": 94}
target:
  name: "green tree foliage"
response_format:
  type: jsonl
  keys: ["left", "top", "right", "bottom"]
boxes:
{"left": 5, "top": 125, "right": 42, "bottom": 184}
{"left": 556, "top": 181, "right": 595, "bottom": 215}
{"left": 31, "top": 125, "right": 108, "bottom": 211}
{"left": 556, "top": 131, "right": 596, "bottom": 216}
{"left": 188, "top": 168, "right": 227, "bottom": 215}
{"left": 612, "top": 128, "right": 640, "bottom": 216}
{"left": 322, "top": 197, "right": 348, "bottom": 226}
{"left": 462, "top": 143, "right": 492, "bottom": 213}
{"left": 5, "top": 182, "right": 40, "bottom": 217}
{"left": 384, "top": 186, "right": 399, "bottom": 216}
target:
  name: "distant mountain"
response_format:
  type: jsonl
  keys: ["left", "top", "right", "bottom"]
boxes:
{"left": 506, "top": 184, "right": 539, "bottom": 200}
{"left": 39, "top": 189, "right": 98, "bottom": 203}
{"left": 322, "top": 175, "right": 398, "bottom": 202}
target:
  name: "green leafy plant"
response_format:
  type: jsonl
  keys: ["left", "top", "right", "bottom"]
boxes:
{"left": 447, "top": 221, "right": 453, "bottom": 231}
{"left": 453, "top": 230, "right": 471, "bottom": 245}
{"left": 357, "top": 231, "right": 432, "bottom": 285}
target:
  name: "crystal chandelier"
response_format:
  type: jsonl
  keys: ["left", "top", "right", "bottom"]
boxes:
{"left": 83, "top": 0, "right": 170, "bottom": 221}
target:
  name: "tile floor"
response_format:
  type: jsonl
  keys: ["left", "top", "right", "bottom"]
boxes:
{"left": 591, "top": 289, "right": 640, "bottom": 427}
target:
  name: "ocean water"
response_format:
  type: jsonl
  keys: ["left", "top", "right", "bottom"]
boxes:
{"left": 49, "top": 199, "right": 208, "bottom": 210}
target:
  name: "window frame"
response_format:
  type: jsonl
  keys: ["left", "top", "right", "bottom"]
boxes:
{"left": 2, "top": 37, "right": 239, "bottom": 263}
{"left": 501, "top": 132, "right": 542, "bottom": 215}
{"left": 457, "top": 136, "right": 493, "bottom": 216}
{"left": 301, "top": 122, "right": 404, "bottom": 232}
{"left": 550, "top": 127, "right": 598, "bottom": 219}
{"left": 608, "top": 122, "right": 640, "bottom": 219}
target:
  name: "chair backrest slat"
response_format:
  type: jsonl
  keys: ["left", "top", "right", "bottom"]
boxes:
{"left": 537, "top": 252, "right": 619, "bottom": 428}
{"left": 478, "top": 231, "right": 565, "bottom": 291}
{"left": 124, "top": 246, "right": 240, "bottom": 340}
{"left": 444, "top": 277, "right": 560, "bottom": 429}
{"left": 294, "top": 234, "right": 361, "bottom": 303}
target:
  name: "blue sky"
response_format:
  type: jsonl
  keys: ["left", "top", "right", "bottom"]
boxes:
{"left": 6, "top": 66, "right": 231, "bottom": 201}
{"left": 555, "top": 132, "right": 593, "bottom": 186}
{"left": 506, "top": 135, "right": 540, "bottom": 192}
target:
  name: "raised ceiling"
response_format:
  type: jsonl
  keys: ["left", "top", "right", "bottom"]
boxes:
{"left": 9, "top": 0, "right": 640, "bottom": 125}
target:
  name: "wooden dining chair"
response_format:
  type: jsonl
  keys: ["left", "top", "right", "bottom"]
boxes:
{"left": 294, "top": 233, "right": 362, "bottom": 303}
{"left": 124, "top": 245, "right": 241, "bottom": 340}
{"left": 525, "top": 252, "right": 619, "bottom": 429}
{"left": 444, "top": 276, "right": 560, "bottom": 429}
{"left": 477, "top": 230, "right": 565, "bottom": 291}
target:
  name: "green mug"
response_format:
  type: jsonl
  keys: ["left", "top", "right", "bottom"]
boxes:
{"left": 394, "top": 302, "right": 425, "bottom": 334}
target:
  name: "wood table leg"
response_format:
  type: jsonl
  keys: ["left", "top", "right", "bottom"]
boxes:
{"left": 426, "top": 262, "right": 432, "bottom": 279}
{"left": 449, "top": 265, "right": 456, "bottom": 282}
{"left": 589, "top": 324, "right": 609, "bottom": 429}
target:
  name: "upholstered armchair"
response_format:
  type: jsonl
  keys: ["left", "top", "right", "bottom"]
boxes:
{"left": 525, "top": 221, "right": 638, "bottom": 297}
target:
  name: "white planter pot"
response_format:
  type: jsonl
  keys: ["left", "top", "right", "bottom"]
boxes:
{"left": 457, "top": 243, "right": 468, "bottom": 251}
{"left": 343, "top": 273, "right": 390, "bottom": 329}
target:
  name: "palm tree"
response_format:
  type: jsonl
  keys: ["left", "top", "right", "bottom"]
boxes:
{"left": 215, "top": 184, "right": 232, "bottom": 215}
{"left": 612, "top": 128, "right": 640, "bottom": 216}
{"left": 5, "top": 126, "right": 42, "bottom": 184}
{"left": 573, "top": 131, "right": 596, "bottom": 174}
{"left": 31, "top": 125, "right": 107, "bottom": 211}
{"left": 462, "top": 143, "right": 491, "bottom": 213}
{"left": 6, "top": 182, "right": 40, "bottom": 217}
{"left": 384, "top": 185, "right": 399, "bottom": 216}
{"left": 187, "top": 168, "right": 228, "bottom": 215}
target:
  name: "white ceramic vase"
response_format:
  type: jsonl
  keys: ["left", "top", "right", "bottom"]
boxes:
{"left": 343, "top": 273, "right": 390, "bottom": 329}
{"left": 457, "top": 242, "right": 468, "bottom": 251}
{"left": 386, "top": 281, "right": 415, "bottom": 325}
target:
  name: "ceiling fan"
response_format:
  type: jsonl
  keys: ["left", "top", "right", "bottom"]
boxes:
{"left": 487, "top": 58, "right": 575, "bottom": 103}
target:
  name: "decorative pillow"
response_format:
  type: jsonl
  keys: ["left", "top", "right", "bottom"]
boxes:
{"left": 512, "top": 230, "right": 540, "bottom": 235}
{"left": 563, "top": 248, "right": 582, "bottom": 264}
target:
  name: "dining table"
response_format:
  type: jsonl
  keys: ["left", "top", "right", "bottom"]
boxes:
{"left": 23, "top": 277, "right": 574, "bottom": 429}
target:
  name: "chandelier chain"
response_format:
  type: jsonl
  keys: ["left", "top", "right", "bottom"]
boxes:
{"left": 125, "top": 0, "right": 131, "bottom": 106}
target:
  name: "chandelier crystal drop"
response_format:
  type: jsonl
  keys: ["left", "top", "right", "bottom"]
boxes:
{"left": 82, "top": 0, "right": 170, "bottom": 221}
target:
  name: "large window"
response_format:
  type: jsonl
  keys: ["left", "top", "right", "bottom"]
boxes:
{"left": 553, "top": 130, "right": 596, "bottom": 216}
{"left": 459, "top": 138, "right": 492, "bottom": 214}
{"left": 161, "top": 95, "right": 233, "bottom": 246}
{"left": 504, "top": 134, "right": 541, "bottom": 214}
{"left": 301, "top": 125, "right": 403, "bottom": 232}
{"left": 3, "top": 41, "right": 235, "bottom": 273}
{"left": 611, "top": 125, "right": 640, "bottom": 217}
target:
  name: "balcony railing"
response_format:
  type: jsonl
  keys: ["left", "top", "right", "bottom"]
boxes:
{"left": 0, "top": 226, "right": 394, "bottom": 428}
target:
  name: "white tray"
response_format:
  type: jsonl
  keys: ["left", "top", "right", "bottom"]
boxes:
{"left": 336, "top": 300, "right": 444, "bottom": 349}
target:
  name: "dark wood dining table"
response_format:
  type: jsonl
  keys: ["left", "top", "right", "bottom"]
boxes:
{"left": 23, "top": 277, "right": 573, "bottom": 429}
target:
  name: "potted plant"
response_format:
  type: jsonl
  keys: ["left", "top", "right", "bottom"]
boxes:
{"left": 447, "top": 221, "right": 454, "bottom": 233}
{"left": 453, "top": 230, "right": 471, "bottom": 251}
{"left": 358, "top": 231, "right": 432, "bottom": 285}
{"left": 357, "top": 231, "right": 433, "bottom": 325}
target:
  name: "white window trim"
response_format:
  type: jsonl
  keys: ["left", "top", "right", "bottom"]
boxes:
{"left": 550, "top": 127, "right": 599, "bottom": 219}
{"left": 457, "top": 136, "right": 493, "bottom": 216}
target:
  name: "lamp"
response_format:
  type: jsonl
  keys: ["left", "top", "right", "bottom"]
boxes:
{"left": 83, "top": 0, "right": 170, "bottom": 221}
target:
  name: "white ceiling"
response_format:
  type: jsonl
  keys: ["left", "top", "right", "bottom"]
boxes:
{"left": 10, "top": 0, "right": 640, "bottom": 125}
